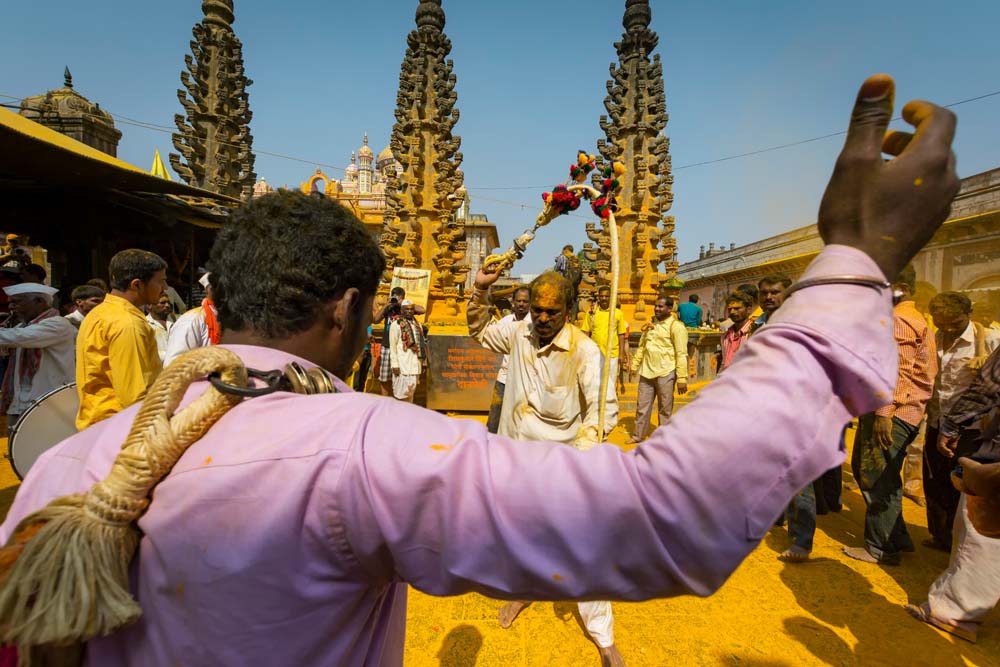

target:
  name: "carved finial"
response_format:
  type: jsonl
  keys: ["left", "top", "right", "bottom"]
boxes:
{"left": 351, "top": 151, "right": 356, "bottom": 164}
{"left": 363, "top": 132, "right": 369, "bottom": 146}
{"left": 202, "top": 0, "right": 235, "bottom": 29}
{"left": 63, "top": 66, "right": 73, "bottom": 89}
{"left": 416, "top": 0, "right": 445, "bottom": 32}
{"left": 623, "top": 0, "right": 651, "bottom": 33}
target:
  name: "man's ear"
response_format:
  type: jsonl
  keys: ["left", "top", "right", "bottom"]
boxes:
{"left": 128, "top": 278, "right": 143, "bottom": 293}
{"left": 329, "top": 288, "right": 362, "bottom": 328}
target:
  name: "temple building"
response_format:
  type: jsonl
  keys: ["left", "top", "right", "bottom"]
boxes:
{"left": 19, "top": 68, "right": 122, "bottom": 157}
{"left": 299, "top": 134, "right": 403, "bottom": 233}
{"left": 679, "top": 167, "right": 1000, "bottom": 325}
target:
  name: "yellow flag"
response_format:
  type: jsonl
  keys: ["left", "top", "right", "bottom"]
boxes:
{"left": 150, "top": 149, "right": 172, "bottom": 180}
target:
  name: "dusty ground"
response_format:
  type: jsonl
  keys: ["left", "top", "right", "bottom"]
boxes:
{"left": 0, "top": 389, "right": 997, "bottom": 666}
{"left": 404, "top": 389, "right": 1000, "bottom": 667}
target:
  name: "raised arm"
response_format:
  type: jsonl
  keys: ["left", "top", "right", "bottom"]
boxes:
{"left": 338, "top": 73, "right": 959, "bottom": 602}
{"left": 466, "top": 279, "right": 516, "bottom": 355}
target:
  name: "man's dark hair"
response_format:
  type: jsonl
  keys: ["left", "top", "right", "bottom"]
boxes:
{"left": 736, "top": 283, "right": 758, "bottom": 303}
{"left": 726, "top": 291, "right": 754, "bottom": 308}
{"left": 563, "top": 244, "right": 574, "bottom": 253}
{"left": 22, "top": 263, "right": 47, "bottom": 283}
{"left": 86, "top": 278, "right": 109, "bottom": 292}
{"left": 895, "top": 264, "right": 917, "bottom": 292}
{"left": 929, "top": 291, "right": 972, "bottom": 318}
{"left": 657, "top": 295, "right": 675, "bottom": 309}
{"left": 530, "top": 272, "right": 574, "bottom": 309}
{"left": 597, "top": 285, "right": 611, "bottom": 295}
{"left": 109, "top": 250, "right": 167, "bottom": 291}
{"left": 390, "top": 286, "right": 405, "bottom": 298}
{"left": 513, "top": 286, "right": 530, "bottom": 299}
{"left": 71, "top": 285, "right": 105, "bottom": 301}
{"left": 688, "top": 294, "right": 699, "bottom": 304}
{"left": 210, "top": 190, "right": 385, "bottom": 337}
{"left": 758, "top": 274, "right": 792, "bottom": 290}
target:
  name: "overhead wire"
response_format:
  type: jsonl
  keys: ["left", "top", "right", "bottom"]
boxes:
{"left": 2, "top": 87, "right": 998, "bottom": 201}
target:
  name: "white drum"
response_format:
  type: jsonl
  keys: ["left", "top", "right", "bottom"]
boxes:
{"left": 7, "top": 383, "right": 79, "bottom": 480}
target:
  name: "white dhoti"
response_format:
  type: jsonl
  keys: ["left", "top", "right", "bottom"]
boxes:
{"left": 578, "top": 600, "right": 615, "bottom": 648}
{"left": 392, "top": 374, "right": 417, "bottom": 402}
{"left": 928, "top": 495, "right": 1000, "bottom": 624}
{"left": 598, "top": 355, "right": 619, "bottom": 435}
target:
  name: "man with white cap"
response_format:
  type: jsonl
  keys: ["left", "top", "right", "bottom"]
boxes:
{"left": 388, "top": 299, "right": 425, "bottom": 402}
{"left": 0, "top": 283, "right": 76, "bottom": 433}
{"left": 162, "top": 272, "right": 220, "bottom": 367}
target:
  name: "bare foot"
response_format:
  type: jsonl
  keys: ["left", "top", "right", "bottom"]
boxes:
{"left": 599, "top": 644, "right": 626, "bottom": 667}
{"left": 498, "top": 601, "right": 529, "bottom": 629}
{"left": 778, "top": 546, "right": 810, "bottom": 562}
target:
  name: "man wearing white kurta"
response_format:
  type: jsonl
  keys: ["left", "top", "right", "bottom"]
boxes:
{"left": 163, "top": 273, "right": 216, "bottom": 368}
{"left": 0, "top": 283, "right": 76, "bottom": 432}
{"left": 468, "top": 271, "right": 621, "bottom": 666}
{"left": 388, "top": 300, "right": 423, "bottom": 402}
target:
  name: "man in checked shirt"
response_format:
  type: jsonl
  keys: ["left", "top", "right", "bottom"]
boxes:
{"left": 844, "top": 265, "right": 936, "bottom": 565}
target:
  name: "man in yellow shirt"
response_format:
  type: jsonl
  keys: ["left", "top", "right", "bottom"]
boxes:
{"left": 75, "top": 249, "right": 168, "bottom": 430}
{"left": 628, "top": 295, "right": 688, "bottom": 444}
{"left": 582, "top": 285, "right": 630, "bottom": 436}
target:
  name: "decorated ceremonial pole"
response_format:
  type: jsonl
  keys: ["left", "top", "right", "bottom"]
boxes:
{"left": 484, "top": 153, "right": 626, "bottom": 440}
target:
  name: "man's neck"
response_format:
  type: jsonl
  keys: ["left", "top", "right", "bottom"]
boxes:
{"left": 514, "top": 312, "right": 528, "bottom": 321}
{"left": 151, "top": 313, "right": 168, "bottom": 325}
{"left": 111, "top": 289, "right": 143, "bottom": 309}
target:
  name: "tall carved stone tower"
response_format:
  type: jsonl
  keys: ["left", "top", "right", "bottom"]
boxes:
{"left": 586, "top": 0, "right": 678, "bottom": 322}
{"left": 380, "top": 0, "right": 467, "bottom": 321}
{"left": 170, "top": 0, "right": 256, "bottom": 199}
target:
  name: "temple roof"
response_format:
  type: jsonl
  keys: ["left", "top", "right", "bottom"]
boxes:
{"left": 19, "top": 68, "right": 118, "bottom": 134}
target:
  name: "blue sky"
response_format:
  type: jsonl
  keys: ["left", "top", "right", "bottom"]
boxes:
{"left": 3, "top": 1, "right": 999, "bottom": 275}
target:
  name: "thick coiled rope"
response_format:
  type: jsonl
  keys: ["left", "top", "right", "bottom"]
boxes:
{"left": 0, "top": 346, "right": 247, "bottom": 664}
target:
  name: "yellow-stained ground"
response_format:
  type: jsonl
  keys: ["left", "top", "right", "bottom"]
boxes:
{"left": 0, "top": 389, "right": 998, "bottom": 666}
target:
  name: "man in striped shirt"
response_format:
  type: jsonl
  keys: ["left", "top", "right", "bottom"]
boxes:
{"left": 845, "top": 265, "right": 936, "bottom": 564}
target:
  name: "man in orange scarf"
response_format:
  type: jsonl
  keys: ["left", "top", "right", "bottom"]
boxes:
{"left": 162, "top": 272, "right": 221, "bottom": 367}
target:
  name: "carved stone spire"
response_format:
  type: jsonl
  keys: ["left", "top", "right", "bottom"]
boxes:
{"left": 586, "top": 0, "right": 677, "bottom": 321}
{"left": 380, "top": 0, "right": 467, "bottom": 319}
{"left": 170, "top": 0, "right": 256, "bottom": 199}
{"left": 63, "top": 66, "right": 73, "bottom": 89}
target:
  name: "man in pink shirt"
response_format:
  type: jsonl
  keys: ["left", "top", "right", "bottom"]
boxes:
{"left": 0, "top": 75, "right": 961, "bottom": 666}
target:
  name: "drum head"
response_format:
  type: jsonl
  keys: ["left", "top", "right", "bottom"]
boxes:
{"left": 8, "top": 383, "right": 79, "bottom": 480}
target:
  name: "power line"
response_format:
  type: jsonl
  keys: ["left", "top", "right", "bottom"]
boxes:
{"left": 3, "top": 87, "right": 998, "bottom": 194}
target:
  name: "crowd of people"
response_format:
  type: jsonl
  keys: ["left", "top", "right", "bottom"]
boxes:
{"left": 0, "top": 247, "right": 222, "bottom": 437}
{"left": 0, "top": 74, "right": 997, "bottom": 666}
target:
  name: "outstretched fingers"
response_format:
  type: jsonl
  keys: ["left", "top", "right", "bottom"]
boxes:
{"left": 841, "top": 74, "right": 896, "bottom": 161}
{"left": 899, "top": 100, "right": 957, "bottom": 165}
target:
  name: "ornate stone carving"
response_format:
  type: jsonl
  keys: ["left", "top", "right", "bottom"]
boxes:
{"left": 380, "top": 0, "right": 467, "bottom": 318}
{"left": 170, "top": 0, "right": 256, "bottom": 200}
{"left": 585, "top": 0, "right": 677, "bottom": 320}
{"left": 19, "top": 67, "right": 123, "bottom": 157}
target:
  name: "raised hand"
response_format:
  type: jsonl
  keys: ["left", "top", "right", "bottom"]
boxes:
{"left": 818, "top": 74, "right": 959, "bottom": 279}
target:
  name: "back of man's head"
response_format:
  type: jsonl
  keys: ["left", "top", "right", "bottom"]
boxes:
{"left": 210, "top": 191, "right": 385, "bottom": 338}
{"left": 109, "top": 250, "right": 167, "bottom": 292}
{"left": 688, "top": 294, "right": 699, "bottom": 304}
{"left": 86, "top": 278, "right": 109, "bottom": 293}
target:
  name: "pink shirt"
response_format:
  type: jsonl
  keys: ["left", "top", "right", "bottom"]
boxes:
{"left": 0, "top": 245, "right": 896, "bottom": 666}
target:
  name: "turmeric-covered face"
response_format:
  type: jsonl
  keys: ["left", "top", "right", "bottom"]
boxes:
{"left": 530, "top": 282, "right": 568, "bottom": 343}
